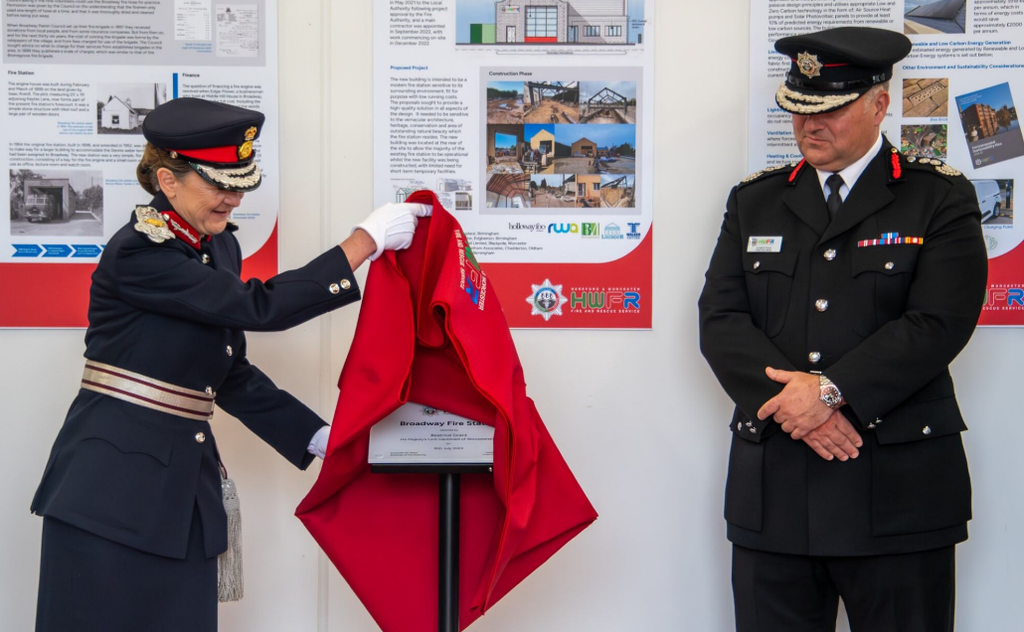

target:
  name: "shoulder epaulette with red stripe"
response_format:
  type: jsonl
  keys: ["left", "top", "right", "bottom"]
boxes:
{"left": 739, "top": 160, "right": 805, "bottom": 188}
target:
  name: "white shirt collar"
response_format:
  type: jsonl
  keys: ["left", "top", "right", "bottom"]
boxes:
{"left": 815, "top": 134, "right": 883, "bottom": 203}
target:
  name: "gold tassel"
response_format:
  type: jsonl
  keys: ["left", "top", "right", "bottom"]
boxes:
{"left": 218, "top": 467, "right": 244, "bottom": 602}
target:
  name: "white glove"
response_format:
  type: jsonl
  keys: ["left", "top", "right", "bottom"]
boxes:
{"left": 354, "top": 202, "right": 433, "bottom": 261}
{"left": 307, "top": 426, "right": 330, "bottom": 459}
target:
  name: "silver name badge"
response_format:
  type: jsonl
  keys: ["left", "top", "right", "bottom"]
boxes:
{"left": 747, "top": 236, "right": 783, "bottom": 253}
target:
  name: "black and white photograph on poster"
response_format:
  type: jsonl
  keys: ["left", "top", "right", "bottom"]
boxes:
{"left": 903, "top": 0, "right": 967, "bottom": 35}
{"left": 9, "top": 169, "right": 104, "bottom": 237}
{"left": 217, "top": 5, "right": 260, "bottom": 58}
{"left": 553, "top": 124, "right": 636, "bottom": 174}
{"left": 579, "top": 81, "right": 637, "bottom": 124}
{"left": 524, "top": 81, "right": 579, "bottom": 124}
{"left": 96, "top": 83, "right": 169, "bottom": 135}
{"left": 972, "top": 179, "right": 1014, "bottom": 225}
{"left": 956, "top": 83, "right": 1024, "bottom": 169}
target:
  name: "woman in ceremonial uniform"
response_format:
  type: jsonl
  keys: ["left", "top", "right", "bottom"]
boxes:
{"left": 30, "top": 97, "right": 429, "bottom": 632}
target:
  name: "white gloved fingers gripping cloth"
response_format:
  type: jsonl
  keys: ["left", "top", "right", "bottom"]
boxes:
{"left": 354, "top": 202, "right": 433, "bottom": 260}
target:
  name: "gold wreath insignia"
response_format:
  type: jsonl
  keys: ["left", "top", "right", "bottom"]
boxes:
{"left": 244, "top": 126, "right": 257, "bottom": 141}
{"left": 238, "top": 141, "right": 253, "bottom": 160}
{"left": 134, "top": 206, "right": 175, "bottom": 243}
{"left": 797, "top": 52, "right": 823, "bottom": 79}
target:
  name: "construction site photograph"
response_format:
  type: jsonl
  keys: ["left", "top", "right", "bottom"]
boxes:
{"left": 904, "top": 0, "right": 967, "bottom": 35}
{"left": 487, "top": 81, "right": 525, "bottom": 124}
{"left": 485, "top": 172, "right": 530, "bottom": 208}
{"left": 485, "top": 124, "right": 526, "bottom": 176}
{"left": 553, "top": 124, "right": 636, "bottom": 174}
{"left": 528, "top": 174, "right": 576, "bottom": 208}
{"left": 599, "top": 175, "right": 636, "bottom": 209}
{"left": 579, "top": 81, "right": 637, "bottom": 124}
{"left": 524, "top": 81, "right": 579, "bottom": 124}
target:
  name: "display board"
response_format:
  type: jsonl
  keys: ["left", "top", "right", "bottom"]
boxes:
{"left": 0, "top": 0, "right": 280, "bottom": 327}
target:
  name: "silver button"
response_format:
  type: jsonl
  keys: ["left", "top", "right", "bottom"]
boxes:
{"left": 749, "top": 427, "right": 757, "bottom": 434}
{"left": 884, "top": 261, "right": 895, "bottom": 270}
{"left": 808, "top": 351, "right": 821, "bottom": 364}
{"left": 205, "top": 386, "right": 213, "bottom": 395}
{"left": 815, "top": 299, "right": 829, "bottom": 312}
{"left": 340, "top": 279, "right": 352, "bottom": 290}
{"left": 329, "top": 283, "right": 341, "bottom": 294}
{"left": 824, "top": 249, "right": 837, "bottom": 261}
{"left": 753, "top": 261, "right": 761, "bottom": 270}
{"left": 867, "top": 423, "right": 877, "bottom": 429}
{"left": 195, "top": 432, "right": 206, "bottom": 443}
{"left": 875, "top": 418, "right": 883, "bottom": 425}
{"left": 922, "top": 426, "right": 932, "bottom": 435}
{"left": 745, "top": 421, "right": 753, "bottom": 427}
{"left": 226, "top": 345, "right": 233, "bottom": 357}
{"left": 162, "top": 213, "right": 170, "bottom": 220}
{"left": 201, "top": 254, "right": 211, "bottom": 264}
{"left": 737, "top": 422, "right": 743, "bottom": 431}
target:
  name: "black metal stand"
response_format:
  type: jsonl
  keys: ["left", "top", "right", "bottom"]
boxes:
{"left": 372, "top": 463, "right": 491, "bottom": 632}
{"left": 438, "top": 472, "right": 460, "bottom": 632}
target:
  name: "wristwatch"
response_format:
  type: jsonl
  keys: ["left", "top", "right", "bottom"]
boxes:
{"left": 819, "top": 374, "right": 843, "bottom": 409}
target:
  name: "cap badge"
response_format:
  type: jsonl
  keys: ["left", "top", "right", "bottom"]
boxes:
{"left": 134, "top": 206, "right": 175, "bottom": 243}
{"left": 238, "top": 140, "right": 253, "bottom": 160}
{"left": 244, "top": 126, "right": 257, "bottom": 141}
{"left": 797, "top": 52, "right": 823, "bottom": 79}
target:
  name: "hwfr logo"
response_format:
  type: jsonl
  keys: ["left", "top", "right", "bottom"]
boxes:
{"left": 570, "top": 289, "right": 641, "bottom": 311}
{"left": 986, "top": 287, "right": 1024, "bottom": 307}
{"left": 526, "top": 279, "right": 569, "bottom": 321}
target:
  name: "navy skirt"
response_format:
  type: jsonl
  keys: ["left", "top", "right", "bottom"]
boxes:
{"left": 36, "top": 505, "right": 217, "bottom": 632}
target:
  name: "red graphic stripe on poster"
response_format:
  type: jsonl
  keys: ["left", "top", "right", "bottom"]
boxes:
{"left": 482, "top": 227, "right": 652, "bottom": 329}
{"left": 240, "top": 221, "right": 279, "bottom": 282}
{"left": 979, "top": 244, "right": 1024, "bottom": 327}
{"left": 0, "top": 222, "right": 279, "bottom": 328}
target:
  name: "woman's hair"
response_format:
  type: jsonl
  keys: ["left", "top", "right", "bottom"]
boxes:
{"left": 136, "top": 142, "right": 193, "bottom": 195}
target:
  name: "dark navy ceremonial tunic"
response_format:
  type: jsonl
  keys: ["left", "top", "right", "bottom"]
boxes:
{"left": 699, "top": 139, "right": 988, "bottom": 557}
{"left": 32, "top": 192, "right": 360, "bottom": 631}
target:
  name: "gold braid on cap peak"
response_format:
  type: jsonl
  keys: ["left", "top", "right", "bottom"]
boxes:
{"left": 193, "top": 162, "right": 262, "bottom": 189}
{"left": 776, "top": 83, "right": 860, "bottom": 114}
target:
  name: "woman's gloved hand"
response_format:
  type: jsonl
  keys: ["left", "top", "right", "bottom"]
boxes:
{"left": 354, "top": 202, "right": 432, "bottom": 261}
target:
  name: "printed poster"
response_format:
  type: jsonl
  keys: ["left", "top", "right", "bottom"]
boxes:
{"left": 1, "top": 0, "right": 279, "bottom": 327}
{"left": 376, "top": 0, "right": 654, "bottom": 329}
{"left": 747, "top": 0, "right": 1023, "bottom": 326}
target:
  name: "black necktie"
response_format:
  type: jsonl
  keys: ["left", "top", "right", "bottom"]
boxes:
{"left": 825, "top": 174, "right": 845, "bottom": 217}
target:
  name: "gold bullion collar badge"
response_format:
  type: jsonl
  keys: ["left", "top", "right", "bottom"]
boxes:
{"left": 797, "top": 52, "right": 823, "bottom": 79}
{"left": 134, "top": 206, "right": 175, "bottom": 243}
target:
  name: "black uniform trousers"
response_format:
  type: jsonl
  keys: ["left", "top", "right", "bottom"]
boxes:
{"left": 732, "top": 544, "right": 955, "bottom": 632}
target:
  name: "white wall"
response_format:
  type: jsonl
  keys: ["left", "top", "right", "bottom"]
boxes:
{"left": 3, "top": 1, "right": 1022, "bottom": 630}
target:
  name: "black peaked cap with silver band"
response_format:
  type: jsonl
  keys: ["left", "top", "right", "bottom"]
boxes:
{"left": 142, "top": 97, "right": 265, "bottom": 192}
{"left": 774, "top": 27, "right": 912, "bottom": 115}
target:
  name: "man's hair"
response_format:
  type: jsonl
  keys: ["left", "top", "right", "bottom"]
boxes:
{"left": 863, "top": 81, "right": 891, "bottom": 111}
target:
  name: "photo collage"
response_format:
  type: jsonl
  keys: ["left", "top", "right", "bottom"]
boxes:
{"left": 900, "top": 0, "right": 1017, "bottom": 227}
{"left": 485, "top": 80, "right": 637, "bottom": 211}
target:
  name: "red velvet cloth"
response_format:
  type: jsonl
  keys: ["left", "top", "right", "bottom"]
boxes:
{"left": 296, "top": 192, "right": 598, "bottom": 631}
